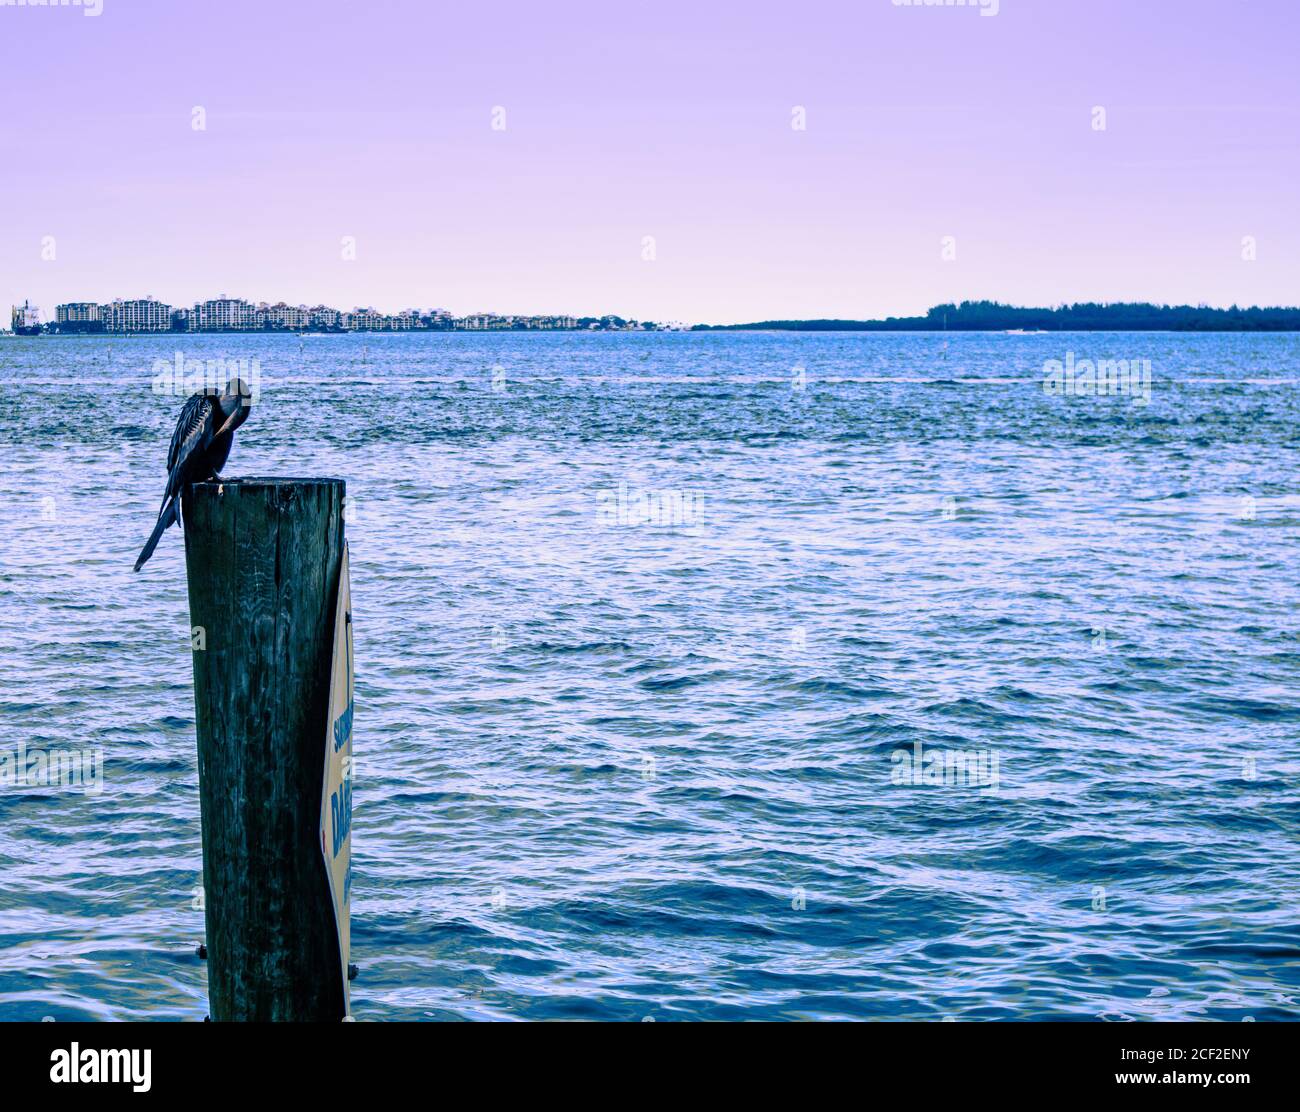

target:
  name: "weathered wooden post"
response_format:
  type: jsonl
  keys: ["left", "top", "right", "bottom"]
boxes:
{"left": 183, "top": 478, "right": 350, "bottom": 1021}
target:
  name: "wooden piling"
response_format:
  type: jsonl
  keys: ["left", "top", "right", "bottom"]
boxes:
{"left": 183, "top": 478, "right": 348, "bottom": 1022}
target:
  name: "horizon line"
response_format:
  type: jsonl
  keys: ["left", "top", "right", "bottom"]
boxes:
{"left": 12, "top": 296, "right": 1300, "bottom": 333}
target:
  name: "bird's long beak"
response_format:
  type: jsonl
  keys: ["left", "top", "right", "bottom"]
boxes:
{"left": 213, "top": 398, "right": 248, "bottom": 438}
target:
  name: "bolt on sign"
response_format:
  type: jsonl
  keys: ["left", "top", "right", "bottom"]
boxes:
{"left": 320, "top": 543, "right": 353, "bottom": 1018}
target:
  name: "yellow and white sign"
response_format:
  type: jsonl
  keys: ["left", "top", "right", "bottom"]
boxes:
{"left": 320, "top": 542, "right": 353, "bottom": 1017}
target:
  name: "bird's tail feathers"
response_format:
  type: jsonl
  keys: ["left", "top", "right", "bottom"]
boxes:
{"left": 134, "top": 498, "right": 178, "bottom": 572}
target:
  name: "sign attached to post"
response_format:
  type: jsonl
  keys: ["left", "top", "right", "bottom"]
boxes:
{"left": 320, "top": 542, "right": 353, "bottom": 1017}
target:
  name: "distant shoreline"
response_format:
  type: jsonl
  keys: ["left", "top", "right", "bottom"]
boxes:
{"left": 8, "top": 297, "right": 678, "bottom": 336}
{"left": 8, "top": 298, "right": 1300, "bottom": 336}
{"left": 6, "top": 327, "right": 1300, "bottom": 338}
{"left": 8, "top": 326, "right": 1300, "bottom": 337}
{"left": 693, "top": 301, "right": 1300, "bottom": 333}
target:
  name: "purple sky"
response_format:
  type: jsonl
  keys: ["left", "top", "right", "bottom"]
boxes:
{"left": 2, "top": 0, "right": 1296, "bottom": 324}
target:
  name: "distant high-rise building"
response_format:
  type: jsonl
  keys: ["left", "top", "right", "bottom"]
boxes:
{"left": 461, "top": 313, "right": 506, "bottom": 330}
{"left": 255, "top": 302, "right": 311, "bottom": 330}
{"left": 309, "top": 305, "right": 342, "bottom": 329}
{"left": 192, "top": 298, "right": 256, "bottom": 331}
{"left": 102, "top": 298, "right": 172, "bottom": 333}
{"left": 55, "top": 302, "right": 105, "bottom": 333}
{"left": 56, "top": 302, "right": 102, "bottom": 324}
{"left": 343, "top": 307, "right": 384, "bottom": 331}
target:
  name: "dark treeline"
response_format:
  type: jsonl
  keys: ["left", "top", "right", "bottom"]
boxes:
{"left": 693, "top": 301, "right": 1300, "bottom": 332}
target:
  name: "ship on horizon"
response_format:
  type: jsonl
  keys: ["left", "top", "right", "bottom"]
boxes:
{"left": 10, "top": 301, "right": 41, "bottom": 336}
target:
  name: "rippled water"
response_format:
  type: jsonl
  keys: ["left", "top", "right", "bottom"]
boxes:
{"left": 1, "top": 331, "right": 1297, "bottom": 1021}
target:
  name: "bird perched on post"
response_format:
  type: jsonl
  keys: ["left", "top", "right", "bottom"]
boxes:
{"left": 134, "top": 378, "right": 253, "bottom": 571}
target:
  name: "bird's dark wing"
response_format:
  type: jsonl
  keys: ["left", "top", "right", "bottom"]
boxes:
{"left": 164, "top": 393, "right": 217, "bottom": 501}
{"left": 137, "top": 392, "right": 221, "bottom": 572}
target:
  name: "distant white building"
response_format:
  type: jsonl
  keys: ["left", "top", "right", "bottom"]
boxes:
{"left": 461, "top": 313, "right": 507, "bottom": 330}
{"left": 343, "top": 308, "right": 384, "bottom": 331}
{"left": 256, "top": 302, "right": 312, "bottom": 330}
{"left": 56, "top": 302, "right": 103, "bottom": 324}
{"left": 192, "top": 298, "right": 256, "bottom": 331}
{"left": 103, "top": 298, "right": 172, "bottom": 333}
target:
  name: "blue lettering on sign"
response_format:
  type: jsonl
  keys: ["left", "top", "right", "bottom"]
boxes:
{"left": 333, "top": 698, "right": 354, "bottom": 753}
{"left": 330, "top": 773, "right": 353, "bottom": 858}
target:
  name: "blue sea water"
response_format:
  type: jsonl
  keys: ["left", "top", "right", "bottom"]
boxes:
{"left": 0, "top": 330, "right": 1297, "bottom": 1021}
